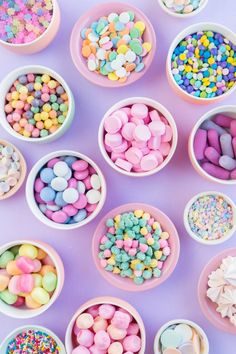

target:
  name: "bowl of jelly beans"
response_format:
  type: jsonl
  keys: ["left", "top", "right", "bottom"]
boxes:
{"left": 0, "top": 240, "right": 64, "bottom": 319}
{"left": 26, "top": 150, "right": 107, "bottom": 230}
{"left": 70, "top": 2, "right": 156, "bottom": 87}
{"left": 0, "top": 0, "right": 61, "bottom": 55}
{"left": 189, "top": 105, "right": 236, "bottom": 184}
{"left": 0, "top": 140, "right": 27, "bottom": 200}
{"left": 92, "top": 203, "right": 180, "bottom": 292}
{"left": 154, "top": 319, "right": 209, "bottom": 354}
{"left": 0, "top": 65, "right": 75, "bottom": 143}
{"left": 65, "top": 296, "right": 146, "bottom": 354}
{"left": 98, "top": 97, "right": 178, "bottom": 177}
{"left": 0, "top": 325, "right": 66, "bottom": 353}
{"left": 158, "top": 0, "right": 208, "bottom": 18}
{"left": 167, "top": 23, "right": 236, "bottom": 103}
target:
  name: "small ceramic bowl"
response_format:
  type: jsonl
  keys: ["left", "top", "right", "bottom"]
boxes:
{"left": 198, "top": 248, "right": 236, "bottom": 334}
{"left": 0, "top": 239, "right": 64, "bottom": 319}
{"left": 0, "top": 325, "right": 66, "bottom": 353}
{"left": 70, "top": 2, "right": 156, "bottom": 87}
{"left": 0, "top": 139, "right": 27, "bottom": 201}
{"left": 0, "top": 0, "right": 60, "bottom": 55}
{"left": 184, "top": 191, "right": 236, "bottom": 245}
{"left": 0, "top": 65, "right": 75, "bottom": 144}
{"left": 98, "top": 97, "right": 178, "bottom": 177}
{"left": 154, "top": 319, "right": 209, "bottom": 354}
{"left": 26, "top": 150, "right": 107, "bottom": 230}
{"left": 189, "top": 105, "right": 236, "bottom": 184}
{"left": 158, "top": 0, "right": 208, "bottom": 18}
{"left": 92, "top": 203, "right": 180, "bottom": 291}
{"left": 65, "top": 296, "right": 146, "bottom": 353}
{"left": 166, "top": 23, "right": 236, "bottom": 104}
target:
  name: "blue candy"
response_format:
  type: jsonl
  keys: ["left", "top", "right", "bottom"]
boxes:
{"left": 73, "top": 209, "right": 87, "bottom": 222}
{"left": 40, "top": 168, "right": 55, "bottom": 184}
{"left": 40, "top": 187, "right": 55, "bottom": 203}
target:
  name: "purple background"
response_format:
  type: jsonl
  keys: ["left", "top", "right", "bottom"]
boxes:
{"left": 0, "top": 0, "right": 236, "bottom": 352}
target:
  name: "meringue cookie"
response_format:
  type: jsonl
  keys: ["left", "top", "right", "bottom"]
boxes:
{"left": 220, "top": 256, "right": 236, "bottom": 272}
{"left": 216, "top": 303, "right": 235, "bottom": 318}
{"left": 207, "top": 286, "right": 224, "bottom": 303}
{"left": 208, "top": 268, "right": 226, "bottom": 288}
{"left": 224, "top": 263, "right": 236, "bottom": 286}
{"left": 230, "top": 314, "right": 236, "bottom": 327}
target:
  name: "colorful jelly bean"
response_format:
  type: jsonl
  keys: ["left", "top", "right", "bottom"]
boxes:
{"left": 80, "top": 11, "right": 152, "bottom": 83}
{"left": 98, "top": 209, "right": 171, "bottom": 285}
{"left": 0, "top": 0, "right": 53, "bottom": 44}
{"left": 4, "top": 73, "right": 69, "bottom": 139}
{"left": 171, "top": 31, "right": 236, "bottom": 98}
{"left": 0, "top": 144, "right": 21, "bottom": 196}
{"left": 162, "top": 0, "right": 203, "bottom": 14}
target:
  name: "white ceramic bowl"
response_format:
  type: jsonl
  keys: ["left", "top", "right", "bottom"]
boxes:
{"left": 0, "top": 0, "right": 60, "bottom": 55}
{"left": 189, "top": 105, "right": 236, "bottom": 184}
{"left": 154, "top": 319, "right": 209, "bottom": 354}
{"left": 0, "top": 65, "right": 75, "bottom": 143}
{"left": 158, "top": 0, "right": 208, "bottom": 18}
{"left": 0, "top": 240, "right": 64, "bottom": 319}
{"left": 98, "top": 97, "right": 178, "bottom": 177}
{"left": 26, "top": 150, "right": 107, "bottom": 230}
{"left": 183, "top": 191, "right": 236, "bottom": 245}
{"left": 166, "top": 23, "right": 236, "bottom": 104}
{"left": 0, "top": 325, "right": 66, "bottom": 353}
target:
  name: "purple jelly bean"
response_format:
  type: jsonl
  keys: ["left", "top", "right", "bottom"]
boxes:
{"left": 231, "top": 169, "right": 236, "bottom": 180}
{"left": 207, "top": 130, "right": 221, "bottom": 154}
{"left": 213, "top": 114, "right": 233, "bottom": 128}
{"left": 220, "top": 134, "right": 234, "bottom": 158}
{"left": 219, "top": 156, "right": 236, "bottom": 171}
{"left": 194, "top": 129, "right": 207, "bottom": 160}
{"left": 232, "top": 137, "right": 236, "bottom": 157}
{"left": 201, "top": 120, "right": 227, "bottom": 135}
{"left": 202, "top": 162, "right": 230, "bottom": 180}
{"left": 230, "top": 120, "right": 236, "bottom": 137}
{"left": 204, "top": 147, "right": 220, "bottom": 166}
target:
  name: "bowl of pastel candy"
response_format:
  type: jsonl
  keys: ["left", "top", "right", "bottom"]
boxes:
{"left": 0, "top": 325, "right": 66, "bottom": 353}
{"left": 198, "top": 248, "right": 236, "bottom": 334}
{"left": 0, "top": 140, "right": 27, "bottom": 200}
{"left": 70, "top": 2, "right": 156, "bottom": 87}
{"left": 92, "top": 203, "right": 180, "bottom": 291}
{"left": 0, "top": 0, "right": 61, "bottom": 54}
{"left": 154, "top": 319, "right": 209, "bottom": 354}
{"left": 26, "top": 150, "right": 106, "bottom": 230}
{"left": 0, "top": 240, "right": 64, "bottom": 318}
{"left": 98, "top": 97, "right": 178, "bottom": 177}
{"left": 167, "top": 23, "right": 236, "bottom": 103}
{"left": 65, "top": 296, "right": 146, "bottom": 354}
{"left": 189, "top": 105, "right": 236, "bottom": 184}
{"left": 158, "top": 0, "right": 208, "bottom": 18}
{"left": 0, "top": 65, "right": 75, "bottom": 143}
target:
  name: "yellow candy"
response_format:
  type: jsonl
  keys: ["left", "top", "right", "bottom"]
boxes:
{"left": 226, "top": 45, "right": 231, "bottom": 51}
{"left": 200, "top": 35, "right": 207, "bottom": 43}
{"left": 212, "top": 87, "right": 217, "bottom": 92}
{"left": 41, "top": 74, "right": 50, "bottom": 83}
{"left": 131, "top": 259, "right": 140, "bottom": 270}
{"left": 114, "top": 215, "right": 121, "bottom": 223}
{"left": 6, "top": 261, "right": 22, "bottom": 276}
{"left": 229, "top": 82, "right": 235, "bottom": 88}
{"left": 33, "top": 274, "right": 43, "bottom": 287}
{"left": 39, "top": 265, "right": 56, "bottom": 276}
{"left": 34, "top": 82, "right": 42, "bottom": 91}
{"left": 208, "top": 57, "right": 215, "bottom": 65}
{"left": 179, "top": 53, "right": 186, "bottom": 61}
{"left": 154, "top": 251, "right": 163, "bottom": 260}
{"left": 19, "top": 244, "right": 38, "bottom": 259}
{"left": 48, "top": 80, "right": 57, "bottom": 89}
{"left": 43, "top": 104, "right": 51, "bottom": 113}
{"left": 25, "top": 295, "right": 41, "bottom": 309}
{"left": 108, "top": 72, "right": 118, "bottom": 81}
{"left": 11, "top": 100, "right": 17, "bottom": 108}
{"left": 161, "top": 232, "right": 169, "bottom": 240}
{"left": 140, "top": 227, "right": 148, "bottom": 236}
{"left": 11, "top": 91, "right": 19, "bottom": 100}
{"left": 31, "top": 287, "right": 50, "bottom": 305}
{"left": 34, "top": 113, "right": 41, "bottom": 122}
{"left": 185, "top": 65, "right": 192, "bottom": 73}
{"left": 52, "top": 118, "right": 59, "bottom": 126}
{"left": 41, "top": 112, "right": 49, "bottom": 120}
{"left": 143, "top": 42, "right": 152, "bottom": 52}
{"left": 113, "top": 267, "right": 121, "bottom": 274}
{"left": 152, "top": 221, "right": 160, "bottom": 230}
{"left": 107, "top": 258, "right": 116, "bottom": 266}
{"left": 19, "top": 86, "right": 28, "bottom": 94}
{"left": 117, "top": 44, "right": 128, "bottom": 54}
{"left": 27, "top": 96, "right": 34, "bottom": 104}
{"left": 232, "top": 62, "right": 236, "bottom": 66}
{"left": 147, "top": 238, "right": 154, "bottom": 246}
{"left": 134, "top": 210, "right": 143, "bottom": 218}
{"left": 203, "top": 39, "right": 209, "bottom": 47}
{"left": 227, "top": 57, "right": 233, "bottom": 64}
{"left": 150, "top": 259, "right": 158, "bottom": 268}
{"left": 23, "top": 130, "right": 31, "bottom": 138}
{"left": 142, "top": 213, "right": 150, "bottom": 220}
{"left": 134, "top": 21, "right": 145, "bottom": 34}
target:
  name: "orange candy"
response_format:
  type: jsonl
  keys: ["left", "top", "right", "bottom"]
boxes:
{"left": 82, "top": 45, "right": 92, "bottom": 58}
{"left": 25, "top": 294, "right": 41, "bottom": 309}
{"left": 39, "top": 265, "right": 57, "bottom": 276}
{"left": 6, "top": 261, "right": 22, "bottom": 276}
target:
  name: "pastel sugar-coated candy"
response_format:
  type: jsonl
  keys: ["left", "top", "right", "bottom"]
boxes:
{"left": 0, "top": 144, "right": 22, "bottom": 197}
{"left": 80, "top": 11, "right": 152, "bottom": 83}
{"left": 4, "top": 73, "right": 69, "bottom": 139}
{"left": 72, "top": 303, "right": 142, "bottom": 353}
{"left": 162, "top": 0, "right": 202, "bottom": 14}
{"left": 0, "top": 243, "right": 58, "bottom": 310}
{"left": 34, "top": 155, "right": 103, "bottom": 224}
{"left": 193, "top": 115, "right": 236, "bottom": 180}
{"left": 171, "top": 31, "right": 236, "bottom": 99}
{"left": 103, "top": 104, "right": 173, "bottom": 173}
{"left": 98, "top": 209, "right": 171, "bottom": 285}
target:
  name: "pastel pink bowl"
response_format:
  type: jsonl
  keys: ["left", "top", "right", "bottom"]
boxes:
{"left": 92, "top": 203, "right": 180, "bottom": 292}
{"left": 65, "top": 296, "right": 146, "bottom": 354}
{"left": 198, "top": 248, "right": 236, "bottom": 334}
{"left": 70, "top": 2, "right": 156, "bottom": 88}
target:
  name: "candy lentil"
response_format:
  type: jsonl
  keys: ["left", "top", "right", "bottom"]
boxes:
{"left": 162, "top": 0, "right": 203, "bottom": 15}
{"left": 0, "top": 143, "right": 21, "bottom": 197}
{"left": 171, "top": 31, "right": 236, "bottom": 98}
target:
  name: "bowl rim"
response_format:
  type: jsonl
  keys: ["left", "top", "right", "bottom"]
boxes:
{"left": 0, "top": 239, "right": 64, "bottom": 319}
{"left": 0, "top": 139, "right": 27, "bottom": 200}
{"left": 0, "top": 65, "right": 75, "bottom": 143}
{"left": 92, "top": 202, "right": 180, "bottom": 292}
{"left": 26, "top": 150, "right": 107, "bottom": 230}
{"left": 153, "top": 318, "right": 209, "bottom": 354}
{"left": 166, "top": 22, "right": 236, "bottom": 102}
{"left": 0, "top": 324, "right": 66, "bottom": 353}
{"left": 98, "top": 96, "right": 178, "bottom": 177}
{"left": 198, "top": 248, "right": 236, "bottom": 334}
{"left": 157, "top": 0, "right": 208, "bottom": 18}
{"left": 65, "top": 296, "right": 146, "bottom": 354}
{"left": 183, "top": 190, "right": 236, "bottom": 245}
{"left": 0, "top": 0, "right": 59, "bottom": 48}
{"left": 188, "top": 104, "right": 236, "bottom": 184}
{"left": 70, "top": 1, "right": 157, "bottom": 88}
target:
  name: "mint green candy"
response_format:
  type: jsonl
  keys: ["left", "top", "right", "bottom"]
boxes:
{"left": 143, "top": 270, "right": 152, "bottom": 280}
{"left": 42, "top": 272, "right": 57, "bottom": 292}
{"left": 130, "top": 27, "right": 140, "bottom": 39}
{"left": 134, "top": 277, "right": 144, "bottom": 285}
{"left": 9, "top": 246, "right": 20, "bottom": 257}
{"left": 58, "top": 115, "right": 65, "bottom": 124}
{"left": 0, "top": 251, "right": 14, "bottom": 268}
{"left": 40, "top": 129, "right": 49, "bottom": 137}
{"left": 60, "top": 103, "right": 68, "bottom": 112}
{"left": 109, "top": 52, "right": 117, "bottom": 61}
{"left": 0, "top": 290, "right": 17, "bottom": 304}
{"left": 130, "top": 40, "right": 143, "bottom": 55}
{"left": 128, "top": 11, "right": 135, "bottom": 21}
{"left": 50, "top": 94, "right": 57, "bottom": 103}
{"left": 52, "top": 103, "right": 59, "bottom": 111}
{"left": 153, "top": 268, "right": 161, "bottom": 278}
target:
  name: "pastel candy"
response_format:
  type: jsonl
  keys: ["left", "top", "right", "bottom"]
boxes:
{"left": 72, "top": 160, "right": 89, "bottom": 171}
{"left": 25, "top": 294, "right": 41, "bottom": 309}
{"left": 51, "top": 177, "right": 68, "bottom": 192}
{"left": 0, "top": 251, "right": 14, "bottom": 268}
{"left": 13, "top": 296, "right": 25, "bottom": 308}
{"left": 162, "top": 125, "right": 173, "bottom": 142}
{"left": 163, "top": 349, "right": 181, "bottom": 354}
{"left": 131, "top": 103, "right": 148, "bottom": 119}
{"left": 213, "top": 114, "right": 233, "bottom": 128}
{"left": 179, "top": 342, "right": 195, "bottom": 354}
{"left": 148, "top": 136, "right": 161, "bottom": 150}
{"left": 204, "top": 147, "right": 220, "bottom": 165}
{"left": 105, "top": 133, "right": 123, "bottom": 147}
{"left": 72, "top": 346, "right": 90, "bottom": 354}
{"left": 6, "top": 260, "right": 22, "bottom": 275}
{"left": 18, "top": 274, "right": 34, "bottom": 293}
{"left": 108, "top": 342, "right": 123, "bottom": 354}
{"left": 230, "top": 120, "right": 236, "bottom": 137}
{"left": 53, "top": 161, "right": 69, "bottom": 177}
{"left": 77, "top": 329, "right": 94, "bottom": 347}
{"left": 219, "top": 156, "right": 236, "bottom": 171}
{"left": 150, "top": 109, "right": 161, "bottom": 121}
{"left": 207, "top": 130, "right": 221, "bottom": 154}
{"left": 93, "top": 316, "right": 108, "bottom": 332}
{"left": 231, "top": 169, "right": 236, "bottom": 179}
{"left": 193, "top": 129, "right": 207, "bottom": 160}
{"left": 125, "top": 147, "right": 143, "bottom": 165}
{"left": 104, "top": 115, "right": 122, "bottom": 134}
{"left": 94, "top": 330, "right": 111, "bottom": 350}
{"left": 107, "top": 324, "right": 127, "bottom": 340}
{"left": 201, "top": 120, "right": 227, "bottom": 135}
{"left": 89, "top": 346, "right": 106, "bottom": 354}
{"left": 121, "top": 122, "right": 136, "bottom": 141}
{"left": 16, "top": 256, "right": 35, "bottom": 273}
{"left": 63, "top": 188, "right": 79, "bottom": 204}
{"left": 76, "top": 313, "right": 94, "bottom": 329}
{"left": 0, "top": 289, "right": 17, "bottom": 304}
{"left": 160, "top": 329, "right": 182, "bottom": 348}
{"left": 0, "top": 270, "right": 10, "bottom": 291}
{"left": 8, "top": 275, "right": 20, "bottom": 294}
{"left": 220, "top": 134, "right": 234, "bottom": 158}
{"left": 134, "top": 125, "right": 151, "bottom": 142}
{"left": 51, "top": 211, "right": 68, "bottom": 223}
{"left": 160, "top": 142, "right": 171, "bottom": 156}
{"left": 174, "top": 324, "right": 193, "bottom": 342}
{"left": 42, "top": 271, "right": 57, "bottom": 292}
{"left": 202, "top": 162, "right": 230, "bottom": 180}
{"left": 31, "top": 286, "right": 50, "bottom": 305}
{"left": 232, "top": 137, "right": 236, "bottom": 157}
{"left": 127, "top": 322, "right": 139, "bottom": 335}
{"left": 19, "top": 244, "right": 38, "bottom": 259}
{"left": 115, "top": 158, "right": 132, "bottom": 172}
{"left": 123, "top": 335, "right": 141, "bottom": 352}
{"left": 140, "top": 154, "right": 158, "bottom": 171}
{"left": 99, "top": 304, "right": 116, "bottom": 319}
{"left": 148, "top": 121, "right": 166, "bottom": 136}
{"left": 111, "top": 310, "right": 130, "bottom": 329}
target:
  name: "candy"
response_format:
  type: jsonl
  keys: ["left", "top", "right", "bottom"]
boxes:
{"left": 77, "top": 330, "right": 94, "bottom": 347}
{"left": 123, "top": 335, "right": 141, "bottom": 352}
{"left": 76, "top": 313, "right": 94, "bottom": 329}
{"left": 193, "top": 129, "right": 207, "bottom": 160}
{"left": 42, "top": 271, "right": 57, "bottom": 292}
{"left": 162, "top": 0, "right": 202, "bottom": 14}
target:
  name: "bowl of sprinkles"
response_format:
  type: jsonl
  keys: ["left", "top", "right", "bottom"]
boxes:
{"left": 167, "top": 23, "right": 236, "bottom": 103}
{"left": 70, "top": 2, "right": 156, "bottom": 87}
{"left": 184, "top": 191, "right": 236, "bottom": 245}
{"left": 92, "top": 203, "right": 180, "bottom": 291}
{"left": 0, "top": 65, "right": 75, "bottom": 143}
{"left": 0, "top": 325, "right": 66, "bottom": 353}
{"left": 0, "top": 0, "right": 61, "bottom": 54}
{"left": 158, "top": 0, "right": 208, "bottom": 18}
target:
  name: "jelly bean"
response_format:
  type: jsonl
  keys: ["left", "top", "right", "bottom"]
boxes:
{"left": 207, "top": 130, "right": 221, "bottom": 154}
{"left": 219, "top": 155, "right": 236, "bottom": 171}
{"left": 214, "top": 114, "right": 233, "bottom": 128}
{"left": 220, "top": 134, "right": 234, "bottom": 158}
{"left": 193, "top": 129, "right": 207, "bottom": 160}
{"left": 202, "top": 162, "right": 230, "bottom": 180}
{"left": 19, "top": 244, "right": 38, "bottom": 259}
{"left": 31, "top": 287, "right": 50, "bottom": 305}
{"left": 0, "top": 289, "right": 17, "bottom": 305}
{"left": 204, "top": 147, "right": 220, "bottom": 165}
{"left": 42, "top": 272, "right": 57, "bottom": 292}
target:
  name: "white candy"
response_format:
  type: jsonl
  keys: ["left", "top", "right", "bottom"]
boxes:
{"left": 46, "top": 204, "right": 60, "bottom": 211}
{"left": 51, "top": 177, "right": 68, "bottom": 192}
{"left": 96, "top": 48, "right": 106, "bottom": 60}
{"left": 99, "top": 36, "right": 110, "bottom": 45}
{"left": 111, "top": 60, "right": 122, "bottom": 71}
{"left": 53, "top": 161, "right": 69, "bottom": 177}
{"left": 88, "top": 60, "right": 97, "bottom": 72}
{"left": 116, "top": 67, "right": 127, "bottom": 78}
{"left": 116, "top": 54, "right": 126, "bottom": 65}
{"left": 77, "top": 181, "right": 86, "bottom": 194}
{"left": 100, "top": 25, "right": 109, "bottom": 35}
{"left": 2, "top": 146, "right": 14, "bottom": 157}
{"left": 63, "top": 188, "right": 79, "bottom": 204}
{"left": 88, "top": 32, "right": 99, "bottom": 42}
{"left": 108, "top": 12, "right": 118, "bottom": 23}
{"left": 174, "top": 324, "right": 193, "bottom": 343}
{"left": 64, "top": 168, "right": 72, "bottom": 181}
{"left": 86, "top": 189, "right": 101, "bottom": 204}
{"left": 90, "top": 174, "right": 101, "bottom": 190}
{"left": 119, "top": 12, "right": 130, "bottom": 24}
{"left": 125, "top": 50, "right": 136, "bottom": 63}
{"left": 12, "top": 152, "right": 20, "bottom": 161}
{"left": 0, "top": 182, "right": 10, "bottom": 193}
{"left": 122, "top": 34, "right": 131, "bottom": 44}
{"left": 7, "top": 177, "right": 17, "bottom": 187}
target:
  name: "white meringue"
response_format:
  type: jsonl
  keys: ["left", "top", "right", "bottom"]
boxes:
{"left": 224, "top": 263, "right": 236, "bottom": 286}
{"left": 219, "top": 287, "right": 236, "bottom": 305}
{"left": 208, "top": 268, "right": 226, "bottom": 288}
{"left": 216, "top": 303, "right": 234, "bottom": 318}
{"left": 220, "top": 256, "right": 236, "bottom": 272}
{"left": 207, "top": 286, "right": 224, "bottom": 303}
{"left": 230, "top": 314, "right": 236, "bottom": 327}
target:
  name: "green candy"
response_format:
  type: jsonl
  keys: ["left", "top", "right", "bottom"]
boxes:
{"left": 134, "top": 277, "right": 144, "bottom": 285}
{"left": 130, "top": 27, "right": 140, "bottom": 39}
{"left": 0, "top": 251, "right": 14, "bottom": 268}
{"left": 52, "top": 103, "right": 59, "bottom": 111}
{"left": 128, "top": 11, "right": 135, "bottom": 21}
{"left": 28, "top": 118, "right": 36, "bottom": 126}
{"left": 42, "top": 272, "right": 57, "bottom": 292}
{"left": 60, "top": 103, "right": 68, "bottom": 112}
{"left": 96, "top": 21, "right": 105, "bottom": 34}
{"left": 40, "top": 129, "right": 49, "bottom": 137}
{"left": 137, "top": 252, "right": 145, "bottom": 261}
{"left": 109, "top": 52, "right": 117, "bottom": 61}
{"left": 143, "top": 270, "right": 152, "bottom": 280}
{"left": 58, "top": 115, "right": 65, "bottom": 124}
{"left": 106, "top": 218, "right": 114, "bottom": 227}
{"left": 153, "top": 268, "right": 162, "bottom": 278}
{"left": 130, "top": 40, "right": 143, "bottom": 55}
{"left": 9, "top": 246, "right": 20, "bottom": 257}
{"left": 105, "top": 240, "right": 113, "bottom": 249}
{"left": 50, "top": 94, "right": 57, "bottom": 103}
{"left": 35, "top": 76, "right": 42, "bottom": 83}
{"left": 0, "top": 290, "right": 17, "bottom": 304}
{"left": 105, "top": 265, "right": 113, "bottom": 272}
